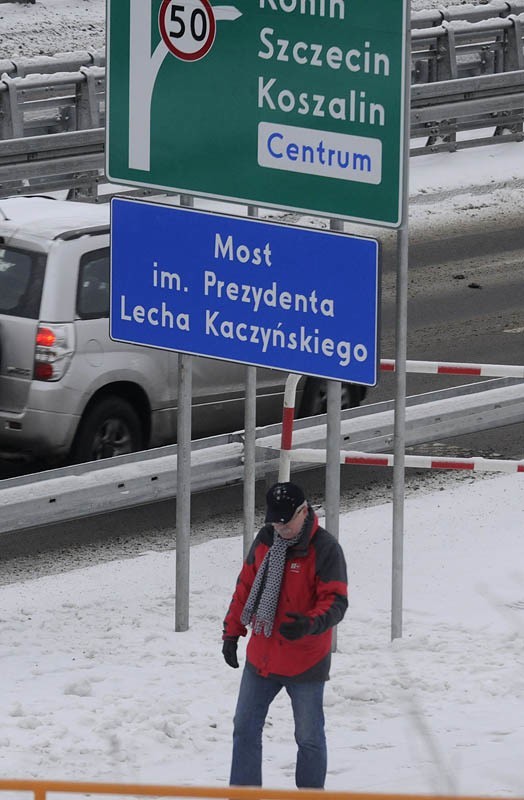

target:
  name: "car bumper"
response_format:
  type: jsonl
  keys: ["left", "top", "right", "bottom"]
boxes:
{"left": 0, "top": 407, "right": 79, "bottom": 459}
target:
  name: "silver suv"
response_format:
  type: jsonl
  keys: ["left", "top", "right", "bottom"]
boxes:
{"left": 0, "top": 197, "right": 366, "bottom": 464}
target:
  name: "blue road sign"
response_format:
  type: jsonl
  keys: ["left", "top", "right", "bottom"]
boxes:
{"left": 110, "top": 198, "right": 380, "bottom": 385}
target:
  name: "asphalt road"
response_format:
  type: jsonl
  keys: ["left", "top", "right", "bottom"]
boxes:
{"left": 0, "top": 201, "right": 522, "bottom": 564}
{"left": 1, "top": 201, "right": 523, "bottom": 483}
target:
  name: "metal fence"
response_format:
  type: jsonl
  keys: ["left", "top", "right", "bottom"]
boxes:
{"left": 0, "top": 66, "right": 105, "bottom": 139}
{"left": 1, "top": 378, "right": 523, "bottom": 536}
{"left": 412, "top": 0, "right": 524, "bottom": 27}
{"left": 411, "top": 68, "right": 524, "bottom": 152}
{"left": 0, "top": 779, "right": 499, "bottom": 800}
{"left": 412, "top": 9, "right": 524, "bottom": 81}
{"left": 1, "top": 70, "right": 522, "bottom": 198}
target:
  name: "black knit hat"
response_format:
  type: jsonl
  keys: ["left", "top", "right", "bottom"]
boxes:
{"left": 265, "top": 482, "right": 306, "bottom": 524}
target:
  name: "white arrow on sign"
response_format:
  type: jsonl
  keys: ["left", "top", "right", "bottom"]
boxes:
{"left": 127, "top": 2, "right": 241, "bottom": 173}
{"left": 214, "top": 5, "right": 242, "bottom": 20}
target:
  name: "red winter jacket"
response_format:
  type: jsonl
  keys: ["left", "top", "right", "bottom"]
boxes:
{"left": 223, "top": 507, "right": 348, "bottom": 681}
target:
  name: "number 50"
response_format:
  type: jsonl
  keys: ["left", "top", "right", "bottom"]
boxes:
{"left": 159, "top": 0, "right": 216, "bottom": 61}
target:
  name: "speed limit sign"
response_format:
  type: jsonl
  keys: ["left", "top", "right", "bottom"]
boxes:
{"left": 159, "top": 0, "right": 216, "bottom": 61}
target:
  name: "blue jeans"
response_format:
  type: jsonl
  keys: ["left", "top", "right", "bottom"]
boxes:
{"left": 230, "top": 667, "right": 327, "bottom": 788}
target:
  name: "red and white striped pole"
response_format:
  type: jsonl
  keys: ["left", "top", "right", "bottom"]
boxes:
{"left": 278, "top": 359, "right": 524, "bottom": 479}
{"left": 281, "top": 448, "right": 524, "bottom": 474}
{"left": 278, "top": 373, "right": 302, "bottom": 482}
{"left": 380, "top": 359, "right": 524, "bottom": 378}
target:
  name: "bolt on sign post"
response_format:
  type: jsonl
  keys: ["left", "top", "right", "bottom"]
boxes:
{"left": 106, "top": 0, "right": 407, "bottom": 227}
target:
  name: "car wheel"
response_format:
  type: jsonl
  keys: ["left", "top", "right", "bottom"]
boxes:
{"left": 299, "top": 378, "right": 365, "bottom": 418}
{"left": 71, "top": 396, "right": 144, "bottom": 463}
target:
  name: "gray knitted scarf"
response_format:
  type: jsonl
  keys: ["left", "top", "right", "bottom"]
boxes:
{"left": 241, "top": 527, "right": 302, "bottom": 638}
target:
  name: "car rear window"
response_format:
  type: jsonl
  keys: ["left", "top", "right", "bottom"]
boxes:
{"left": 77, "top": 248, "right": 110, "bottom": 319}
{"left": 0, "top": 246, "right": 46, "bottom": 319}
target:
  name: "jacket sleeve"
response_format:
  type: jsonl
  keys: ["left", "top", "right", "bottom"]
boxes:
{"left": 222, "top": 534, "right": 261, "bottom": 639}
{"left": 308, "top": 531, "right": 348, "bottom": 635}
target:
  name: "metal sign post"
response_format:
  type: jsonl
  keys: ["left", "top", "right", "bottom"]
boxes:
{"left": 391, "top": 0, "right": 411, "bottom": 641}
{"left": 175, "top": 352, "right": 192, "bottom": 632}
{"left": 243, "top": 205, "right": 259, "bottom": 558}
{"left": 326, "top": 217, "right": 343, "bottom": 651}
{"left": 174, "top": 194, "right": 194, "bottom": 632}
{"left": 326, "top": 378, "right": 342, "bottom": 653}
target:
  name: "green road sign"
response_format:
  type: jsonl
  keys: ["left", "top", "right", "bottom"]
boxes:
{"left": 107, "top": 0, "right": 407, "bottom": 227}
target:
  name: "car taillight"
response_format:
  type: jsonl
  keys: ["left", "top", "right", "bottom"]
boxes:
{"left": 34, "top": 362, "right": 54, "bottom": 381}
{"left": 36, "top": 327, "right": 57, "bottom": 348}
{"left": 34, "top": 323, "right": 75, "bottom": 382}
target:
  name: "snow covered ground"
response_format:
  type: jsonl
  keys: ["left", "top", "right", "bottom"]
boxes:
{"left": 0, "top": 471, "right": 523, "bottom": 795}
{"left": 0, "top": 0, "right": 523, "bottom": 795}
{"left": 1, "top": 128, "right": 524, "bottom": 788}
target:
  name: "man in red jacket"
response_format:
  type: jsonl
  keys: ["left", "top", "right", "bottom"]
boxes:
{"left": 222, "top": 481, "right": 348, "bottom": 789}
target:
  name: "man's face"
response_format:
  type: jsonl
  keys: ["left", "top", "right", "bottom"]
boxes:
{"left": 273, "top": 502, "right": 307, "bottom": 540}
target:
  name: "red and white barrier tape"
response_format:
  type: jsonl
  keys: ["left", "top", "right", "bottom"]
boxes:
{"left": 277, "top": 364, "right": 524, "bottom": 481}
{"left": 381, "top": 359, "right": 524, "bottom": 378}
{"left": 281, "top": 448, "right": 524, "bottom": 474}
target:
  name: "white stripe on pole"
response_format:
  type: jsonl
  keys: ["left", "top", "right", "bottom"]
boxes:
{"left": 274, "top": 447, "right": 524, "bottom": 474}
{"left": 381, "top": 359, "right": 524, "bottom": 378}
{"left": 278, "top": 373, "right": 301, "bottom": 483}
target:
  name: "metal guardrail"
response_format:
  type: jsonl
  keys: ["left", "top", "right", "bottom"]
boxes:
{"left": 0, "top": 128, "right": 103, "bottom": 187}
{"left": 0, "top": 378, "right": 522, "bottom": 536}
{"left": 0, "top": 50, "right": 104, "bottom": 79}
{"left": 0, "top": 66, "right": 105, "bottom": 139}
{"left": 411, "top": 11, "right": 524, "bottom": 82}
{"left": 0, "top": 779, "right": 487, "bottom": 800}
{"left": 256, "top": 378, "right": 524, "bottom": 457}
{"left": 411, "top": 68, "right": 524, "bottom": 152}
{"left": 412, "top": 0, "right": 524, "bottom": 28}
{"left": 1, "top": 68, "right": 523, "bottom": 198}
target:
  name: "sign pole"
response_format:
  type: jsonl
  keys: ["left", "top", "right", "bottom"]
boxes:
{"left": 243, "top": 362, "right": 256, "bottom": 559}
{"left": 243, "top": 205, "right": 259, "bottom": 557}
{"left": 391, "top": 0, "right": 411, "bottom": 641}
{"left": 175, "top": 352, "right": 192, "bottom": 632}
{"left": 326, "top": 217, "right": 343, "bottom": 651}
{"left": 175, "top": 194, "right": 194, "bottom": 632}
{"left": 326, "top": 377, "right": 341, "bottom": 653}
{"left": 326, "top": 221, "right": 343, "bottom": 534}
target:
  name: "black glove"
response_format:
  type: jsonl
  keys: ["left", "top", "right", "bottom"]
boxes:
{"left": 279, "top": 613, "right": 312, "bottom": 641}
{"left": 222, "top": 636, "right": 239, "bottom": 668}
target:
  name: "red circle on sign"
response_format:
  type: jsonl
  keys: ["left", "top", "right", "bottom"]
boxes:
{"left": 159, "top": 0, "right": 216, "bottom": 62}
